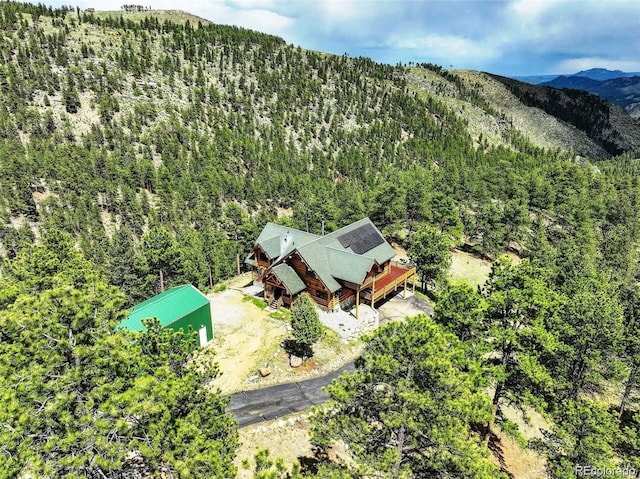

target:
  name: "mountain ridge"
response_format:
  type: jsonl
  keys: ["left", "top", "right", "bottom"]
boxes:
{"left": 540, "top": 68, "right": 640, "bottom": 118}
{"left": 1, "top": 4, "right": 640, "bottom": 247}
{"left": 572, "top": 67, "right": 640, "bottom": 81}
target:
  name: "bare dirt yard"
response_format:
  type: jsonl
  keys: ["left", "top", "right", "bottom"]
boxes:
{"left": 449, "top": 248, "right": 522, "bottom": 289}
{"left": 208, "top": 287, "right": 289, "bottom": 395}
{"left": 235, "top": 413, "right": 314, "bottom": 478}
{"left": 449, "top": 248, "right": 493, "bottom": 288}
{"left": 207, "top": 275, "right": 362, "bottom": 476}
{"left": 210, "top": 274, "right": 430, "bottom": 475}
{"left": 207, "top": 274, "right": 362, "bottom": 395}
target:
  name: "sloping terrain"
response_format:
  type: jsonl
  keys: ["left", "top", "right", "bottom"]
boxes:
{"left": 1, "top": 4, "right": 640, "bottom": 288}
{"left": 542, "top": 75, "right": 640, "bottom": 118}
{"left": 488, "top": 73, "right": 640, "bottom": 155}
{"left": 407, "top": 68, "right": 611, "bottom": 158}
{"left": 3, "top": 5, "right": 640, "bottom": 478}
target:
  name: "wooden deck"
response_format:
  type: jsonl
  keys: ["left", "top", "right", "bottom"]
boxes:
{"left": 361, "top": 264, "right": 416, "bottom": 305}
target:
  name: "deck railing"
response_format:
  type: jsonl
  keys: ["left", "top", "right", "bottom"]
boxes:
{"left": 361, "top": 265, "right": 416, "bottom": 303}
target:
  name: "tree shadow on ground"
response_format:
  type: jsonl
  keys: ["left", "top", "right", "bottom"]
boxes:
{"left": 612, "top": 405, "right": 639, "bottom": 458}
{"left": 487, "top": 431, "right": 514, "bottom": 479}
{"left": 297, "top": 447, "right": 349, "bottom": 475}
{"left": 282, "top": 339, "right": 313, "bottom": 360}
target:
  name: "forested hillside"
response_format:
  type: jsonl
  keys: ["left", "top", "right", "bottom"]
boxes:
{"left": 2, "top": 2, "right": 640, "bottom": 477}
{"left": 1, "top": 1, "right": 639, "bottom": 302}
{"left": 541, "top": 73, "right": 640, "bottom": 119}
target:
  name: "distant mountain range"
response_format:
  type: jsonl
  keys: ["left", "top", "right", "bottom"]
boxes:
{"left": 569, "top": 68, "right": 640, "bottom": 81}
{"left": 514, "top": 69, "right": 640, "bottom": 118}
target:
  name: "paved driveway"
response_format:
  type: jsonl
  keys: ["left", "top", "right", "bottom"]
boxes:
{"left": 227, "top": 362, "right": 355, "bottom": 427}
{"left": 227, "top": 292, "right": 432, "bottom": 427}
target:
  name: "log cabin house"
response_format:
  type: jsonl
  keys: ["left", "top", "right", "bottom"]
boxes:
{"left": 245, "top": 218, "right": 416, "bottom": 318}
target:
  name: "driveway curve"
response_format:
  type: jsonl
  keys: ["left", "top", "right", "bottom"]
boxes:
{"left": 227, "top": 293, "right": 433, "bottom": 427}
{"left": 227, "top": 362, "right": 355, "bottom": 427}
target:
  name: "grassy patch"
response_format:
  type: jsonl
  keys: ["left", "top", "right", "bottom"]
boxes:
{"left": 212, "top": 283, "right": 227, "bottom": 293}
{"left": 320, "top": 326, "right": 344, "bottom": 349}
{"left": 242, "top": 295, "right": 267, "bottom": 310}
{"left": 268, "top": 308, "right": 291, "bottom": 322}
{"left": 413, "top": 290, "right": 431, "bottom": 302}
{"left": 449, "top": 248, "right": 492, "bottom": 289}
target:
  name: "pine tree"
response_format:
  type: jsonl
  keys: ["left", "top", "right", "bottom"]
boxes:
{"left": 406, "top": 224, "right": 451, "bottom": 290}
{"left": 0, "top": 231, "right": 238, "bottom": 478}
{"left": 312, "top": 315, "right": 503, "bottom": 478}
{"left": 290, "top": 292, "right": 322, "bottom": 359}
{"left": 62, "top": 75, "right": 81, "bottom": 113}
{"left": 482, "top": 257, "right": 561, "bottom": 441}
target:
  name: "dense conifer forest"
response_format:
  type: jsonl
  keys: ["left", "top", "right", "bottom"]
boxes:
{"left": 1, "top": 2, "right": 640, "bottom": 477}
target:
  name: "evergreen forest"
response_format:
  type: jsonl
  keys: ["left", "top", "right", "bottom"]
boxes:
{"left": 1, "top": 2, "right": 640, "bottom": 477}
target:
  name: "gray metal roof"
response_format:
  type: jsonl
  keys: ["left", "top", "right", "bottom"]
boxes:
{"left": 271, "top": 263, "right": 306, "bottom": 295}
{"left": 252, "top": 218, "right": 395, "bottom": 294}
{"left": 254, "top": 223, "right": 319, "bottom": 260}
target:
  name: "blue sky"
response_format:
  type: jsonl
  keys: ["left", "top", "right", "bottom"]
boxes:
{"left": 43, "top": 0, "right": 640, "bottom": 76}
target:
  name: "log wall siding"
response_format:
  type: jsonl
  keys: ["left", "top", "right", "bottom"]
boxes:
{"left": 339, "top": 288, "right": 355, "bottom": 302}
{"left": 288, "top": 253, "right": 331, "bottom": 294}
{"left": 261, "top": 251, "right": 398, "bottom": 311}
{"left": 253, "top": 246, "right": 272, "bottom": 268}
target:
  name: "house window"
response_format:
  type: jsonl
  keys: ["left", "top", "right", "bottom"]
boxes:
{"left": 306, "top": 265, "right": 315, "bottom": 277}
{"left": 317, "top": 290, "right": 327, "bottom": 300}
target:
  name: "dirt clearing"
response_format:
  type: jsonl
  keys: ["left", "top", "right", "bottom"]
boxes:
{"left": 208, "top": 288, "right": 289, "bottom": 394}
{"left": 449, "top": 249, "right": 521, "bottom": 288}
{"left": 449, "top": 248, "right": 493, "bottom": 288}
{"left": 235, "top": 413, "right": 314, "bottom": 478}
{"left": 208, "top": 280, "right": 362, "bottom": 394}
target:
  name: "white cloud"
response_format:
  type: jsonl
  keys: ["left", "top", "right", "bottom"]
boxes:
{"left": 229, "top": 0, "right": 275, "bottom": 8}
{"left": 38, "top": 0, "right": 640, "bottom": 75}
{"left": 225, "top": 8, "right": 293, "bottom": 33}
{"left": 393, "top": 33, "right": 499, "bottom": 63}
{"left": 509, "top": 0, "right": 561, "bottom": 19}
{"left": 554, "top": 57, "right": 640, "bottom": 74}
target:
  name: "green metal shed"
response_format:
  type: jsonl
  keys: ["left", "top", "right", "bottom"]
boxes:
{"left": 119, "top": 284, "right": 213, "bottom": 347}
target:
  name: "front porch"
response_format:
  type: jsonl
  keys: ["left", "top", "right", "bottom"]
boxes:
{"left": 263, "top": 284, "right": 293, "bottom": 309}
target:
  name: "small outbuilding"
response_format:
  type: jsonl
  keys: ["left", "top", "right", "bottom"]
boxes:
{"left": 119, "top": 284, "right": 213, "bottom": 347}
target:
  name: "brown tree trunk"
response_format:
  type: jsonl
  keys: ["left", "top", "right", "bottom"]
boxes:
{"left": 620, "top": 362, "right": 639, "bottom": 419}
{"left": 485, "top": 381, "right": 503, "bottom": 443}
{"left": 392, "top": 426, "right": 406, "bottom": 479}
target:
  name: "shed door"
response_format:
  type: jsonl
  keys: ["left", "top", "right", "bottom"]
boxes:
{"left": 198, "top": 325, "right": 208, "bottom": 347}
